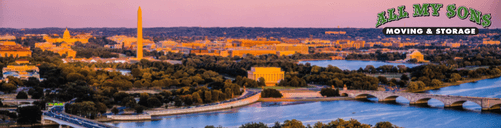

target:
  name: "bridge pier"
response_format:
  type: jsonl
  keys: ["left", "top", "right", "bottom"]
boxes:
{"left": 482, "top": 107, "right": 492, "bottom": 111}
{"left": 444, "top": 104, "right": 462, "bottom": 108}
{"left": 482, "top": 106, "right": 500, "bottom": 111}
{"left": 355, "top": 95, "right": 367, "bottom": 99}
{"left": 378, "top": 96, "right": 398, "bottom": 102}
{"left": 378, "top": 98, "right": 396, "bottom": 102}
{"left": 444, "top": 103, "right": 464, "bottom": 108}
{"left": 410, "top": 99, "right": 429, "bottom": 105}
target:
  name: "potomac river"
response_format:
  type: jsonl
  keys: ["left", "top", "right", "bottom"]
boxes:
{"left": 109, "top": 60, "right": 501, "bottom": 128}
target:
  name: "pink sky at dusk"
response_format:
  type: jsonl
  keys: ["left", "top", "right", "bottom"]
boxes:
{"left": 0, "top": 0, "right": 500, "bottom": 28}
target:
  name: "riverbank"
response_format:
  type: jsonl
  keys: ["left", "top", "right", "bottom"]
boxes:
{"left": 410, "top": 74, "right": 501, "bottom": 93}
{"left": 258, "top": 97, "right": 353, "bottom": 102}
{"left": 147, "top": 92, "right": 260, "bottom": 116}
{"left": 104, "top": 91, "right": 261, "bottom": 122}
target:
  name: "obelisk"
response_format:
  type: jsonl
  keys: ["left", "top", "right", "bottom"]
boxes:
{"left": 137, "top": 6, "right": 143, "bottom": 59}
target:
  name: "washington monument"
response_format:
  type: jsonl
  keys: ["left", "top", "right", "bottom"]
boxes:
{"left": 137, "top": 6, "right": 143, "bottom": 59}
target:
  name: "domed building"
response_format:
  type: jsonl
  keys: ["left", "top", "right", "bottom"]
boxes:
{"left": 405, "top": 49, "right": 429, "bottom": 62}
{"left": 63, "top": 28, "right": 71, "bottom": 39}
{"left": 44, "top": 28, "right": 91, "bottom": 45}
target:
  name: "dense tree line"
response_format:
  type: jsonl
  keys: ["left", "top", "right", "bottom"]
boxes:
{"left": 184, "top": 54, "right": 380, "bottom": 90}
{"left": 205, "top": 118, "right": 399, "bottom": 128}
{"left": 320, "top": 88, "right": 340, "bottom": 97}
{"left": 304, "top": 66, "right": 379, "bottom": 90}
{"left": 345, "top": 46, "right": 501, "bottom": 68}
{"left": 0, "top": 47, "right": 251, "bottom": 119}
{"left": 261, "top": 89, "right": 283, "bottom": 98}
{"left": 422, "top": 47, "right": 501, "bottom": 67}
{"left": 357, "top": 65, "right": 408, "bottom": 74}
{"left": 404, "top": 64, "right": 501, "bottom": 91}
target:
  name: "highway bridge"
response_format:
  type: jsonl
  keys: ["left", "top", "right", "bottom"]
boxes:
{"left": 42, "top": 106, "right": 116, "bottom": 128}
{"left": 339, "top": 90, "right": 501, "bottom": 110}
{"left": 2, "top": 99, "right": 40, "bottom": 106}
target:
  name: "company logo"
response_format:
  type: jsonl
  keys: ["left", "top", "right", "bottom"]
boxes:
{"left": 375, "top": 3, "right": 492, "bottom": 35}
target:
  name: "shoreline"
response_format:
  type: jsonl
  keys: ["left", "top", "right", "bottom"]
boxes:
{"left": 104, "top": 92, "right": 260, "bottom": 121}
{"left": 102, "top": 96, "right": 353, "bottom": 123}
{"left": 410, "top": 75, "right": 501, "bottom": 93}
{"left": 259, "top": 97, "right": 353, "bottom": 102}
{"left": 298, "top": 59, "right": 421, "bottom": 65}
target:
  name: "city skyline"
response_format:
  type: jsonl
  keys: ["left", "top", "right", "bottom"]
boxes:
{"left": 0, "top": 0, "right": 500, "bottom": 28}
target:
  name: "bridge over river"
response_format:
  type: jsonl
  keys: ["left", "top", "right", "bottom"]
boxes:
{"left": 339, "top": 90, "right": 501, "bottom": 110}
{"left": 42, "top": 106, "right": 116, "bottom": 128}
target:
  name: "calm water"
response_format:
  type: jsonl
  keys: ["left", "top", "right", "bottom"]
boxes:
{"left": 109, "top": 77, "right": 501, "bottom": 128}
{"left": 299, "top": 60, "right": 420, "bottom": 70}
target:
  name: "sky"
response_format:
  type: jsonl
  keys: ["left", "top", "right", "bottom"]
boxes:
{"left": 0, "top": 0, "right": 500, "bottom": 28}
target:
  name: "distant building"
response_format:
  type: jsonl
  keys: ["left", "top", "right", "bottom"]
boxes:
{"left": 247, "top": 67, "right": 284, "bottom": 86}
{"left": 15, "top": 59, "right": 30, "bottom": 64}
{"left": 0, "top": 34, "right": 16, "bottom": 41}
{"left": 405, "top": 50, "right": 428, "bottom": 62}
{"left": 2, "top": 65, "right": 40, "bottom": 80}
{"left": 330, "top": 56, "right": 344, "bottom": 60}
{"left": 392, "top": 42, "right": 418, "bottom": 48}
{"left": 276, "top": 51, "right": 297, "bottom": 56}
{"left": 352, "top": 41, "right": 366, "bottom": 49}
{"left": 0, "top": 43, "right": 32, "bottom": 57}
{"left": 230, "top": 39, "right": 281, "bottom": 47}
{"left": 325, "top": 31, "right": 346, "bottom": 34}
{"left": 229, "top": 49, "right": 277, "bottom": 57}
{"left": 483, "top": 40, "right": 500, "bottom": 45}
{"left": 275, "top": 44, "right": 309, "bottom": 54}
{"left": 446, "top": 42, "right": 461, "bottom": 48}
{"left": 44, "top": 28, "right": 90, "bottom": 44}
{"left": 107, "top": 35, "right": 137, "bottom": 49}
{"left": 0, "top": 41, "right": 17, "bottom": 45}
{"left": 35, "top": 42, "right": 77, "bottom": 58}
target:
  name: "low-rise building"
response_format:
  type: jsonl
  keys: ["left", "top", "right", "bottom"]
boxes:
{"left": 35, "top": 42, "right": 77, "bottom": 58}
{"left": 247, "top": 67, "right": 284, "bottom": 86}
{"left": 483, "top": 40, "right": 500, "bottom": 45}
{"left": 0, "top": 43, "right": 32, "bottom": 57}
{"left": 325, "top": 31, "right": 346, "bottom": 34}
{"left": 446, "top": 42, "right": 461, "bottom": 48}
{"left": 229, "top": 49, "right": 277, "bottom": 57}
{"left": 2, "top": 65, "right": 40, "bottom": 80}
{"left": 275, "top": 44, "right": 309, "bottom": 54}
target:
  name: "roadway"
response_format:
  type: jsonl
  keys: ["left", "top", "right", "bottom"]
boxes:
{"left": 43, "top": 106, "right": 116, "bottom": 128}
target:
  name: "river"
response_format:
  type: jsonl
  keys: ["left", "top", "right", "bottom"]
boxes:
{"left": 298, "top": 60, "right": 420, "bottom": 70}
{"left": 109, "top": 77, "right": 501, "bottom": 128}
